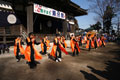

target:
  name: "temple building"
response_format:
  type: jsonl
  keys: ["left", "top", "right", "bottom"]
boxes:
{"left": 0, "top": 0, "right": 87, "bottom": 44}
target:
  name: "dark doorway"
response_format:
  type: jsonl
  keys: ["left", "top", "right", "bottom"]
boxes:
{"left": 33, "top": 13, "right": 63, "bottom": 34}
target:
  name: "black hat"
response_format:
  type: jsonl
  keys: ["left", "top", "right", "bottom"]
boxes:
{"left": 88, "top": 34, "right": 91, "bottom": 37}
{"left": 29, "top": 32, "right": 34, "bottom": 37}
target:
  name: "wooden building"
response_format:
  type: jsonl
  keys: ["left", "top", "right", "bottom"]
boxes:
{"left": 0, "top": 0, "right": 87, "bottom": 44}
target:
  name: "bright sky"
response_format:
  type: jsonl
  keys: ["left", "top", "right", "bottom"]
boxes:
{"left": 71, "top": 0, "right": 97, "bottom": 29}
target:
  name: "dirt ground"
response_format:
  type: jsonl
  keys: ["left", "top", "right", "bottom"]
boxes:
{"left": 0, "top": 41, "right": 120, "bottom": 80}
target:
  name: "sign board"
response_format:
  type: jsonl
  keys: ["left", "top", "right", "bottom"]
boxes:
{"left": 34, "top": 3, "right": 66, "bottom": 19}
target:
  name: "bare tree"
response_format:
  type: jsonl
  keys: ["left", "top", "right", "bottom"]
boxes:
{"left": 88, "top": 0, "right": 120, "bottom": 25}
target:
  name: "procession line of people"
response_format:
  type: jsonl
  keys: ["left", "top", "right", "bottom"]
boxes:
{"left": 14, "top": 32, "right": 107, "bottom": 68}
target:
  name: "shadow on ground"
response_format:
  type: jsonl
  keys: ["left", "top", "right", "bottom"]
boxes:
{"left": 108, "top": 49, "right": 120, "bottom": 61}
{"left": 80, "top": 70, "right": 100, "bottom": 80}
{"left": 48, "top": 54, "right": 55, "bottom": 61}
{"left": 80, "top": 47, "right": 88, "bottom": 51}
{"left": 27, "top": 61, "right": 40, "bottom": 69}
{"left": 87, "top": 60, "right": 120, "bottom": 80}
{"left": 81, "top": 48, "right": 120, "bottom": 80}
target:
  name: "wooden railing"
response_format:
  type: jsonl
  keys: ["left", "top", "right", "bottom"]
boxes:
{"left": 0, "top": 24, "right": 27, "bottom": 44}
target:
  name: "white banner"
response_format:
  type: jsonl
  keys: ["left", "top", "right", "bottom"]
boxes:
{"left": 34, "top": 3, "right": 66, "bottom": 19}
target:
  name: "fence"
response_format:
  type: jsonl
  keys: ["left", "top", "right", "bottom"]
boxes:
{"left": 0, "top": 24, "right": 26, "bottom": 44}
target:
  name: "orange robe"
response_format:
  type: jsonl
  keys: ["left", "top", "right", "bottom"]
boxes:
{"left": 86, "top": 40, "right": 90, "bottom": 49}
{"left": 91, "top": 39, "right": 95, "bottom": 48}
{"left": 86, "top": 37, "right": 94, "bottom": 49}
{"left": 46, "top": 40, "right": 50, "bottom": 50}
{"left": 14, "top": 39, "right": 25, "bottom": 56}
{"left": 25, "top": 37, "right": 42, "bottom": 62}
{"left": 99, "top": 36, "right": 106, "bottom": 46}
{"left": 41, "top": 43, "right": 44, "bottom": 52}
{"left": 63, "top": 40, "right": 67, "bottom": 48}
{"left": 70, "top": 39, "right": 80, "bottom": 53}
{"left": 94, "top": 37, "right": 99, "bottom": 47}
{"left": 50, "top": 38, "right": 68, "bottom": 57}
{"left": 50, "top": 43, "right": 57, "bottom": 57}
{"left": 41, "top": 39, "right": 50, "bottom": 52}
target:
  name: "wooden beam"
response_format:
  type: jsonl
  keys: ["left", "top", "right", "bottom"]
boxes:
{"left": 26, "top": 2, "right": 33, "bottom": 34}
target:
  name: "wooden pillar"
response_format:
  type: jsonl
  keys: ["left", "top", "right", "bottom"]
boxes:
{"left": 3, "top": 36, "right": 6, "bottom": 44}
{"left": 27, "top": 2, "right": 33, "bottom": 34}
{"left": 20, "top": 24, "right": 23, "bottom": 35}
{"left": 63, "top": 20, "right": 68, "bottom": 38}
{"left": 3, "top": 29, "right": 6, "bottom": 44}
{"left": 71, "top": 25, "right": 75, "bottom": 33}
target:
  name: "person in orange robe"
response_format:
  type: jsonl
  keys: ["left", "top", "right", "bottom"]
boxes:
{"left": 41, "top": 37, "right": 47, "bottom": 55}
{"left": 61, "top": 36, "right": 67, "bottom": 48}
{"left": 93, "top": 35, "right": 99, "bottom": 49}
{"left": 99, "top": 35, "right": 106, "bottom": 47}
{"left": 25, "top": 32, "right": 42, "bottom": 68}
{"left": 45, "top": 36, "right": 50, "bottom": 50}
{"left": 70, "top": 35, "right": 80, "bottom": 56}
{"left": 41, "top": 36, "right": 50, "bottom": 55}
{"left": 78, "top": 35, "right": 82, "bottom": 46}
{"left": 14, "top": 36, "right": 25, "bottom": 62}
{"left": 86, "top": 34, "right": 94, "bottom": 51}
{"left": 50, "top": 34, "right": 68, "bottom": 62}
